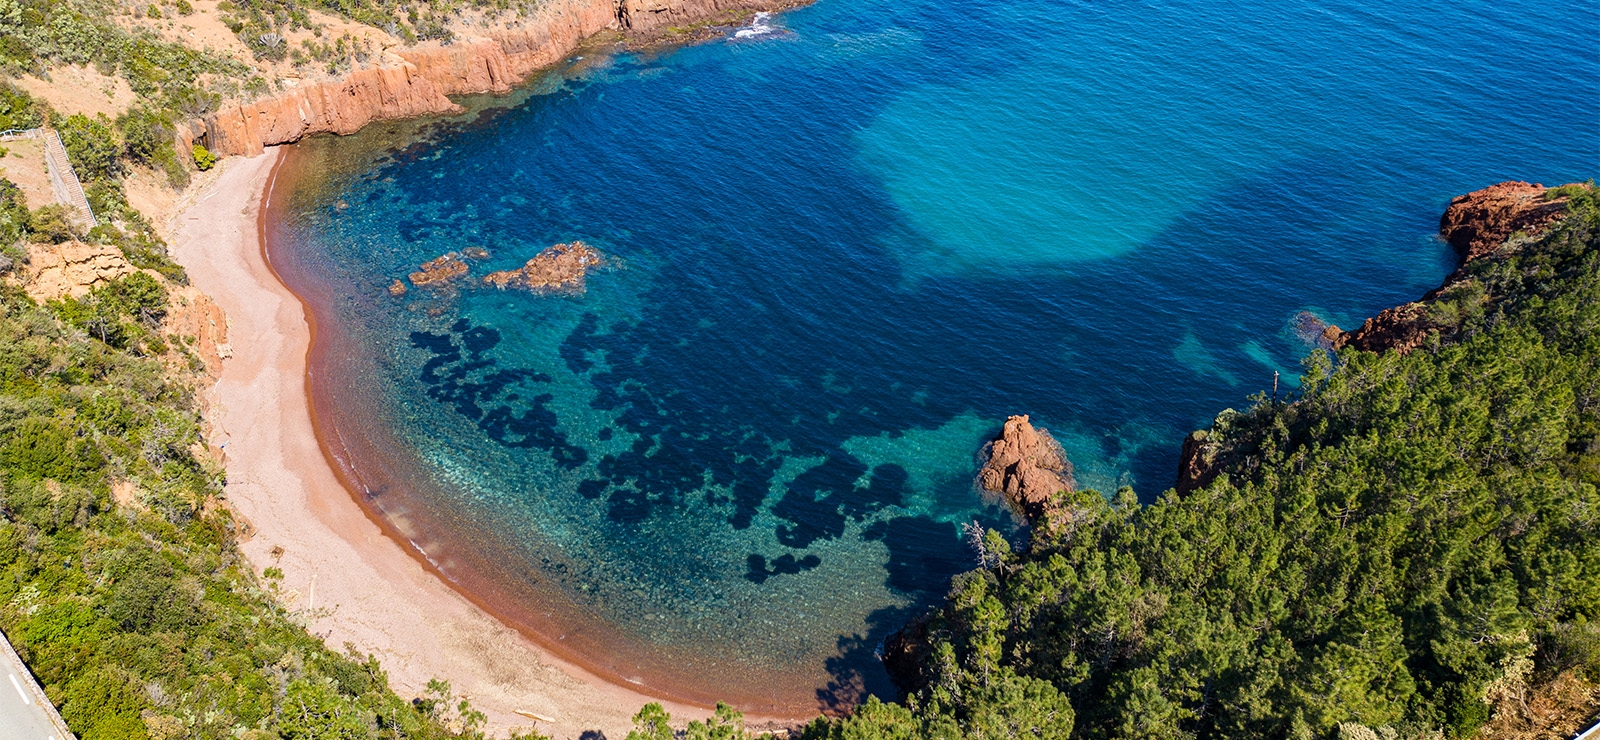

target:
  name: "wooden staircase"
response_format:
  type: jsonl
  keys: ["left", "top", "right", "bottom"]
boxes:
{"left": 41, "top": 129, "right": 97, "bottom": 229}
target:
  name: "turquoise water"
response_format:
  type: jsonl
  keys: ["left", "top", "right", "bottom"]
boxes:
{"left": 267, "top": 0, "right": 1598, "bottom": 711}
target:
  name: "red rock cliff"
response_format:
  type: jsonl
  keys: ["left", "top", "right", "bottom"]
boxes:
{"left": 1333, "top": 181, "right": 1583, "bottom": 354}
{"left": 203, "top": 0, "right": 794, "bottom": 155}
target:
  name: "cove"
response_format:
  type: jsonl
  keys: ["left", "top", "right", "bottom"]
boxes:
{"left": 261, "top": 0, "right": 1598, "bottom": 713}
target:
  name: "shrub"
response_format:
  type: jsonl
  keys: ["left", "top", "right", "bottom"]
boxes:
{"left": 0, "top": 176, "right": 28, "bottom": 243}
{"left": 0, "top": 82, "right": 43, "bottom": 131}
{"left": 27, "top": 204, "right": 77, "bottom": 243}
{"left": 58, "top": 113, "right": 121, "bottom": 180}
{"left": 0, "top": 417, "right": 105, "bottom": 483}
{"left": 116, "top": 106, "right": 175, "bottom": 163}
{"left": 192, "top": 143, "right": 216, "bottom": 171}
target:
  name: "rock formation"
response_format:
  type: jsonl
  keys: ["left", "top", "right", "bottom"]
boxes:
{"left": 409, "top": 253, "right": 471, "bottom": 287}
{"left": 978, "top": 415, "right": 1074, "bottom": 520}
{"left": 12, "top": 242, "right": 231, "bottom": 378}
{"left": 1175, "top": 430, "right": 1220, "bottom": 495}
{"left": 483, "top": 241, "right": 603, "bottom": 292}
{"left": 1438, "top": 181, "right": 1570, "bottom": 262}
{"left": 1331, "top": 181, "right": 1587, "bottom": 355}
{"left": 19, "top": 241, "right": 137, "bottom": 301}
{"left": 200, "top": 0, "right": 806, "bottom": 155}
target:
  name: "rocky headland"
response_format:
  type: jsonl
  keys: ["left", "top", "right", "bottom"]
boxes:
{"left": 1329, "top": 180, "right": 1587, "bottom": 356}
{"left": 197, "top": 0, "right": 807, "bottom": 156}
{"left": 1178, "top": 180, "right": 1594, "bottom": 494}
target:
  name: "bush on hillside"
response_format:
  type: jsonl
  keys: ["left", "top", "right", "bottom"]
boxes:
{"left": 192, "top": 143, "right": 216, "bottom": 171}
{"left": 26, "top": 204, "right": 76, "bottom": 243}
{"left": 58, "top": 113, "right": 121, "bottom": 181}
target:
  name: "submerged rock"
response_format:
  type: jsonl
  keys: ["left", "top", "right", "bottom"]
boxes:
{"left": 978, "top": 415, "right": 1074, "bottom": 520}
{"left": 483, "top": 241, "right": 604, "bottom": 292}
{"left": 408, "top": 253, "right": 470, "bottom": 287}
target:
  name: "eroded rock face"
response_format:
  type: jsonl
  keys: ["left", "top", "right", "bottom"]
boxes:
{"left": 409, "top": 253, "right": 470, "bottom": 287}
{"left": 1175, "top": 429, "right": 1220, "bottom": 495}
{"left": 483, "top": 241, "right": 603, "bottom": 292}
{"left": 978, "top": 415, "right": 1074, "bottom": 520}
{"left": 1439, "top": 181, "right": 1570, "bottom": 262}
{"left": 13, "top": 242, "right": 232, "bottom": 379}
{"left": 201, "top": 0, "right": 802, "bottom": 155}
{"left": 21, "top": 241, "right": 136, "bottom": 301}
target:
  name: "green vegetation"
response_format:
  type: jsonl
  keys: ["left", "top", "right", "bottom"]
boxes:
{"left": 827, "top": 189, "right": 1600, "bottom": 739}
{"left": 0, "top": 246, "right": 539, "bottom": 739}
{"left": 0, "top": 80, "right": 43, "bottom": 131}
{"left": 0, "top": 85, "right": 192, "bottom": 281}
{"left": 193, "top": 142, "right": 217, "bottom": 171}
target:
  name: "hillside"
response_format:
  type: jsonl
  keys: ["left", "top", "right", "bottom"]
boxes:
{"left": 832, "top": 184, "right": 1600, "bottom": 739}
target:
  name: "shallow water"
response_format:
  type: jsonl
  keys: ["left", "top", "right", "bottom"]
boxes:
{"left": 266, "top": 0, "right": 1598, "bottom": 712}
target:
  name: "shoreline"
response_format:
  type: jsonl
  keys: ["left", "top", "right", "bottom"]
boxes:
{"left": 168, "top": 148, "right": 787, "bottom": 737}
{"left": 266, "top": 142, "right": 829, "bottom": 715}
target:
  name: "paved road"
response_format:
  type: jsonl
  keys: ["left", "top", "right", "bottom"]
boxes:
{"left": 0, "top": 630, "right": 72, "bottom": 740}
{"left": 0, "top": 669, "right": 64, "bottom": 740}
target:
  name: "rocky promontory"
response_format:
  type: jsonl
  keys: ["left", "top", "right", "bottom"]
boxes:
{"left": 1179, "top": 180, "right": 1592, "bottom": 493}
{"left": 483, "top": 241, "right": 604, "bottom": 292}
{"left": 1438, "top": 180, "right": 1571, "bottom": 262}
{"left": 1331, "top": 180, "right": 1588, "bottom": 355}
{"left": 978, "top": 415, "right": 1075, "bottom": 520}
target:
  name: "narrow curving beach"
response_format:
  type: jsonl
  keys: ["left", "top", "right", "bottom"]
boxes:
{"left": 164, "top": 150, "right": 736, "bottom": 737}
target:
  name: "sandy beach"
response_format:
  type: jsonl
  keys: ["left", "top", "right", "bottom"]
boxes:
{"left": 165, "top": 149, "right": 733, "bottom": 738}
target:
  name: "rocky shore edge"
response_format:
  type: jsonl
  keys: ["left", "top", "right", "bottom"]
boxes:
{"left": 1177, "top": 179, "right": 1593, "bottom": 495}
{"left": 885, "top": 179, "right": 1596, "bottom": 697}
{"left": 194, "top": 0, "right": 809, "bottom": 157}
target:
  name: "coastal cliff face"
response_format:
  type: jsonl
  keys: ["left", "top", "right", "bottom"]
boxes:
{"left": 1438, "top": 180, "right": 1570, "bottom": 262}
{"left": 1332, "top": 181, "right": 1583, "bottom": 355}
{"left": 202, "top": 0, "right": 793, "bottom": 155}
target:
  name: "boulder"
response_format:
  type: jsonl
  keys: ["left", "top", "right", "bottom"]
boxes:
{"left": 978, "top": 415, "right": 1074, "bottom": 520}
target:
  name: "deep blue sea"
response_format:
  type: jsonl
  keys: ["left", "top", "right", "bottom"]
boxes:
{"left": 267, "top": 0, "right": 1598, "bottom": 712}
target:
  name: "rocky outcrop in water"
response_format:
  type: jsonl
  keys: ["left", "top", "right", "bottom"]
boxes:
{"left": 201, "top": 0, "right": 806, "bottom": 155}
{"left": 483, "top": 241, "right": 603, "bottom": 292}
{"left": 1331, "top": 181, "right": 1587, "bottom": 355}
{"left": 409, "top": 253, "right": 471, "bottom": 287}
{"left": 978, "top": 415, "right": 1074, "bottom": 520}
